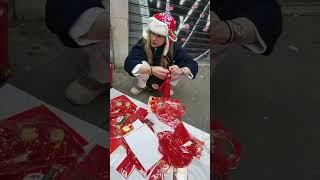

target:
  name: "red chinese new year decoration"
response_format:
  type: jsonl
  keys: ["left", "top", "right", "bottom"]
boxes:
{"left": 149, "top": 96, "right": 186, "bottom": 128}
{"left": 159, "top": 73, "right": 172, "bottom": 98}
{"left": 212, "top": 121, "right": 241, "bottom": 180}
{"left": 148, "top": 123, "right": 204, "bottom": 180}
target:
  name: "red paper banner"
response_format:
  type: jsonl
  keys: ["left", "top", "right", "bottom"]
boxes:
{"left": 0, "top": 105, "right": 87, "bottom": 179}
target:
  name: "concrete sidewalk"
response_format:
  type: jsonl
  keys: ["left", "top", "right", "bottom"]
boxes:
{"left": 213, "top": 14, "right": 320, "bottom": 179}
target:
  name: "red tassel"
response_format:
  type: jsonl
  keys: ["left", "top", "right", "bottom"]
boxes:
{"left": 159, "top": 73, "right": 172, "bottom": 98}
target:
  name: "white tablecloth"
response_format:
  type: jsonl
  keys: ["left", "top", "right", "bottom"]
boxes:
{"left": 110, "top": 88, "right": 210, "bottom": 180}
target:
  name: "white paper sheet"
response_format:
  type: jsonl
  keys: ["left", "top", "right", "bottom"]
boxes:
{"left": 110, "top": 145, "right": 127, "bottom": 168}
{"left": 123, "top": 125, "right": 163, "bottom": 171}
{"left": 132, "top": 119, "right": 144, "bottom": 129}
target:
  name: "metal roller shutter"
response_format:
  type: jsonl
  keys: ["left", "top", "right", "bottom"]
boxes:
{"left": 129, "top": 0, "right": 210, "bottom": 60}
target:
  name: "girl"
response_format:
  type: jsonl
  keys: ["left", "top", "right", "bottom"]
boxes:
{"left": 124, "top": 12, "right": 198, "bottom": 95}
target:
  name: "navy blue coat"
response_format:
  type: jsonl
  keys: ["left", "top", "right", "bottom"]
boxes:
{"left": 212, "top": 0, "right": 282, "bottom": 55}
{"left": 124, "top": 39, "right": 198, "bottom": 89}
{"left": 124, "top": 39, "right": 198, "bottom": 78}
{"left": 45, "top": 0, "right": 104, "bottom": 48}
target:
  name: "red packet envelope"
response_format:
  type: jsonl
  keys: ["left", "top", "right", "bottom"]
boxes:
{"left": 110, "top": 95, "right": 137, "bottom": 119}
{"left": 123, "top": 108, "right": 148, "bottom": 126}
{"left": 110, "top": 108, "right": 148, "bottom": 139}
{"left": 110, "top": 138, "right": 123, "bottom": 154}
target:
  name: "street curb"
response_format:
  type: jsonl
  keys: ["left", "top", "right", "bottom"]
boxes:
{"left": 282, "top": 2, "right": 320, "bottom": 16}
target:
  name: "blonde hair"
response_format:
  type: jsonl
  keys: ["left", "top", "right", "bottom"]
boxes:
{"left": 143, "top": 31, "right": 173, "bottom": 69}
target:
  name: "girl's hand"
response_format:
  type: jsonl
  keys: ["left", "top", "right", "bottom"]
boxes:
{"left": 168, "top": 65, "right": 183, "bottom": 76}
{"left": 151, "top": 66, "right": 169, "bottom": 79}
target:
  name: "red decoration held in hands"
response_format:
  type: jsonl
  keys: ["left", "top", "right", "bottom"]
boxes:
{"left": 159, "top": 73, "right": 172, "bottom": 98}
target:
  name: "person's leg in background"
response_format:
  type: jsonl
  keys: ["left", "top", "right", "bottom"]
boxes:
{"left": 65, "top": 40, "right": 109, "bottom": 104}
{"left": 64, "top": 1, "right": 110, "bottom": 104}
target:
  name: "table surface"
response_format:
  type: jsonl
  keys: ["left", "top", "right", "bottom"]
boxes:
{"left": 110, "top": 88, "right": 210, "bottom": 180}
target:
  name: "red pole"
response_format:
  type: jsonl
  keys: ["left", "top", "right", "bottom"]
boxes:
{"left": 0, "top": 1, "right": 9, "bottom": 81}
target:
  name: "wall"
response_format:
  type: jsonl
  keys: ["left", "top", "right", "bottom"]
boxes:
{"left": 110, "top": 0, "right": 129, "bottom": 67}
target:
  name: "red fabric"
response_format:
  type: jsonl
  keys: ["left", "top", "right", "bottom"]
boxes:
{"left": 0, "top": 105, "right": 87, "bottom": 179}
{"left": 60, "top": 145, "right": 109, "bottom": 180}
{"left": 159, "top": 73, "right": 172, "bottom": 98}
{"left": 212, "top": 121, "right": 241, "bottom": 180}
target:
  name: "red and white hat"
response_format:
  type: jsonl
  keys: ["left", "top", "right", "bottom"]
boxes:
{"left": 143, "top": 12, "right": 177, "bottom": 56}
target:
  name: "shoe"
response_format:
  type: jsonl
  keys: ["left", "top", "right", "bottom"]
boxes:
{"left": 130, "top": 85, "right": 145, "bottom": 95}
{"left": 65, "top": 76, "right": 106, "bottom": 105}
